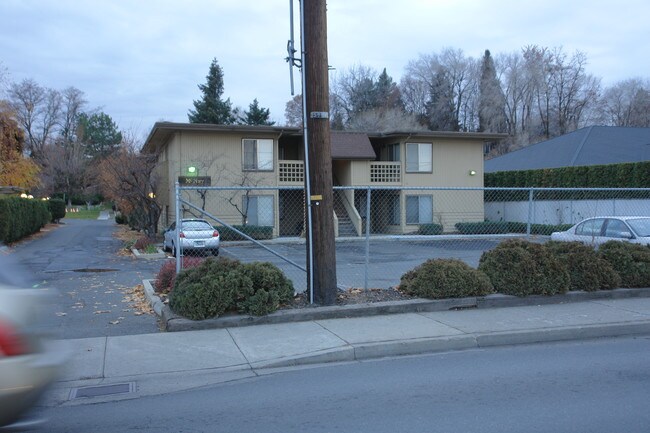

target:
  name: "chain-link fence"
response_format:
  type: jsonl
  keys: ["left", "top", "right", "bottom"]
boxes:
{"left": 169, "top": 185, "right": 650, "bottom": 293}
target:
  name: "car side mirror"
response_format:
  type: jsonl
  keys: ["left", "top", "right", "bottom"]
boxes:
{"left": 621, "top": 231, "right": 633, "bottom": 239}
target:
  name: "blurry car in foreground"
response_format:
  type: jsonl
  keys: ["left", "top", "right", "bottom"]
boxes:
{"left": 550, "top": 216, "right": 650, "bottom": 247}
{"left": 163, "top": 218, "right": 220, "bottom": 256}
{"left": 0, "top": 284, "right": 65, "bottom": 430}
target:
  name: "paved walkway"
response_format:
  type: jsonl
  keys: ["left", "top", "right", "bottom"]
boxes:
{"left": 56, "top": 296, "right": 650, "bottom": 384}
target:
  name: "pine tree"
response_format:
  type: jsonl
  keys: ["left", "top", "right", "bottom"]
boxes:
{"left": 238, "top": 99, "right": 275, "bottom": 125}
{"left": 425, "top": 69, "right": 458, "bottom": 131}
{"left": 188, "top": 58, "right": 235, "bottom": 124}
{"left": 77, "top": 112, "right": 123, "bottom": 158}
{"left": 479, "top": 50, "right": 507, "bottom": 133}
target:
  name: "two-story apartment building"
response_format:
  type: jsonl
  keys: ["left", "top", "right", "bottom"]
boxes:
{"left": 142, "top": 122, "right": 504, "bottom": 237}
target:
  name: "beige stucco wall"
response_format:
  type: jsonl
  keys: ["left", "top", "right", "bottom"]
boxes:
{"left": 154, "top": 129, "right": 487, "bottom": 235}
{"left": 158, "top": 130, "right": 281, "bottom": 234}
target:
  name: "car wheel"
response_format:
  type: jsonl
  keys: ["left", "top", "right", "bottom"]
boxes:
{"left": 212, "top": 248, "right": 219, "bottom": 256}
{"left": 171, "top": 244, "right": 177, "bottom": 257}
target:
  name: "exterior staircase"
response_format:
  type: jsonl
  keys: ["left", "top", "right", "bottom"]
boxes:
{"left": 333, "top": 191, "right": 358, "bottom": 237}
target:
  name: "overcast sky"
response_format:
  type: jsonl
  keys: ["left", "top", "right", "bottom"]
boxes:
{"left": 1, "top": 0, "right": 649, "bottom": 138}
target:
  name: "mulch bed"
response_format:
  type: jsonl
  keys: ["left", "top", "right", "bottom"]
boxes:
{"left": 288, "top": 287, "right": 414, "bottom": 309}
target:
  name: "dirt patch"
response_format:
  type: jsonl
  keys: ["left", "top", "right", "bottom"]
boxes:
{"left": 287, "top": 287, "right": 414, "bottom": 309}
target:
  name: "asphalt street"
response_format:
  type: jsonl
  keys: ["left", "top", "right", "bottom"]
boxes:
{"left": 40, "top": 336, "right": 650, "bottom": 433}
{"left": 2, "top": 218, "right": 164, "bottom": 339}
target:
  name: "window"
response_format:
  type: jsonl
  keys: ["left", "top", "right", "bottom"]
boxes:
{"left": 244, "top": 195, "right": 274, "bottom": 226}
{"left": 385, "top": 143, "right": 400, "bottom": 162}
{"left": 243, "top": 139, "right": 273, "bottom": 171}
{"left": 575, "top": 218, "right": 604, "bottom": 237}
{"left": 405, "top": 143, "right": 432, "bottom": 172}
{"left": 389, "top": 194, "right": 400, "bottom": 225}
{"left": 604, "top": 219, "right": 630, "bottom": 238}
{"left": 406, "top": 195, "right": 433, "bottom": 224}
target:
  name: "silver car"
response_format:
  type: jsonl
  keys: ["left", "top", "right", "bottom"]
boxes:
{"left": 163, "top": 219, "right": 220, "bottom": 256}
{"left": 0, "top": 259, "right": 66, "bottom": 429}
{"left": 550, "top": 216, "right": 650, "bottom": 247}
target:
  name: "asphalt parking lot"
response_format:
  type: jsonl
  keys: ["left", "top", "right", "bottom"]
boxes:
{"left": 220, "top": 237, "right": 509, "bottom": 292}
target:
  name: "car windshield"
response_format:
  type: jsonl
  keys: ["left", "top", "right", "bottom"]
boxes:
{"left": 182, "top": 221, "right": 213, "bottom": 231}
{"left": 627, "top": 218, "right": 650, "bottom": 237}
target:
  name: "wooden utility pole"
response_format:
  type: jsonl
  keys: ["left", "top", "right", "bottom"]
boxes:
{"left": 303, "top": 0, "right": 337, "bottom": 305}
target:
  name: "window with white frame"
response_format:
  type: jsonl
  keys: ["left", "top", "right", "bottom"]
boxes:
{"left": 243, "top": 139, "right": 273, "bottom": 171}
{"left": 405, "top": 143, "right": 432, "bottom": 173}
{"left": 243, "top": 195, "right": 274, "bottom": 226}
{"left": 389, "top": 194, "right": 400, "bottom": 225}
{"left": 406, "top": 195, "right": 433, "bottom": 224}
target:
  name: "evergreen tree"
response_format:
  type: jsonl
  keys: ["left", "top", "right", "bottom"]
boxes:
{"left": 238, "top": 99, "right": 275, "bottom": 125}
{"left": 478, "top": 50, "right": 507, "bottom": 133}
{"left": 425, "top": 68, "right": 458, "bottom": 131}
{"left": 188, "top": 58, "right": 235, "bottom": 124}
{"left": 77, "top": 112, "right": 122, "bottom": 158}
{"left": 374, "top": 68, "right": 402, "bottom": 111}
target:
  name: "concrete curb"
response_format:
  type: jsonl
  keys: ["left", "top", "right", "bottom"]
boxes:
{"left": 142, "top": 279, "right": 650, "bottom": 332}
{"left": 131, "top": 248, "right": 166, "bottom": 260}
{"left": 244, "top": 321, "right": 650, "bottom": 369}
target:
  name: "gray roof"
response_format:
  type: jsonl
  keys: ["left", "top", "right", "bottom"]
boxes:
{"left": 330, "top": 131, "right": 376, "bottom": 160}
{"left": 485, "top": 126, "right": 650, "bottom": 173}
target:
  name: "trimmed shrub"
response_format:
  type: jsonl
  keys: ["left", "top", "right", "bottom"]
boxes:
{"left": 399, "top": 259, "right": 493, "bottom": 299}
{"left": 169, "top": 257, "right": 243, "bottom": 320}
{"left": 455, "top": 221, "right": 510, "bottom": 234}
{"left": 168, "top": 257, "right": 295, "bottom": 319}
{"left": 154, "top": 257, "right": 206, "bottom": 293}
{"left": 599, "top": 241, "right": 650, "bottom": 288}
{"left": 235, "top": 262, "right": 295, "bottom": 315}
{"left": 115, "top": 213, "right": 127, "bottom": 224}
{"left": 478, "top": 239, "right": 570, "bottom": 297}
{"left": 133, "top": 236, "right": 153, "bottom": 251}
{"left": 417, "top": 223, "right": 443, "bottom": 235}
{"left": 546, "top": 241, "right": 621, "bottom": 291}
{"left": 216, "top": 225, "right": 274, "bottom": 241}
{"left": 47, "top": 198, "right": 66, "bottom": 222}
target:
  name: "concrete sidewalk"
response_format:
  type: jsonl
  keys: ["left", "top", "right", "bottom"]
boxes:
{"left": 54, "top": 297, "right": 650, "bottom": 390}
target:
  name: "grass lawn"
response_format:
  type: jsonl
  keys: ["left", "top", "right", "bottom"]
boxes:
{"left": 63, "top": 206, "right": 110, "bottom": 220}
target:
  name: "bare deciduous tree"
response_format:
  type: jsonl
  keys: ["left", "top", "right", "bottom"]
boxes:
{"left": 8, "top": 79, "right": 61, "bottom": 157}
{"left": 98, "top": 135, "right": 161, "bottom": 235}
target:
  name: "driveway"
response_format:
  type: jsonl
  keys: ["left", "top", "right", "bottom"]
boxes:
{"left": 2, "top": 218, "right": 166, "bottom": 339}
{"left": 221, "top": 237, "right": 505, "bottom": 292}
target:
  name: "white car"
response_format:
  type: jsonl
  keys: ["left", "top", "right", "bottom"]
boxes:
{"left": 0, "top": 261, "right": 66, "bottom": 429}
{"left": 550, "top": 216, "right": 650, "bottom": 247}
{"left": 163, "top": 218, "right": 220, "bottom": 256}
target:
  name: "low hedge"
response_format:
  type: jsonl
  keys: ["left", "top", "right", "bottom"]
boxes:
{"left": 455, "top": 221, "right": 573, "bottom": 235}
{"left": 455, "top": 221, "right": 510, "bottom": 234}
{"left": 169, "top": 257, "right": 295, "bottom": 320}
{"left": 506, "top": 222, "right": 574, "bottom": 236}
{"left": 0, "top": 197, "right": 51, "bottom": 244}
{"left": 598, "top": 241, "right": 650, "bottom": 288}
{"left": 399, "top": 258, "right": 493, "bottom": 299}
{"left": 216, "top": 225, "right": 274, "bottom": 241}
{"left": 417, "top": 223, "right": 443, "bottom": 235}
{"left": 478, "top": 239, "right": 570, "bottom": 297}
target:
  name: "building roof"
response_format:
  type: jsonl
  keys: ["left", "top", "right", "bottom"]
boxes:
{"left": 143, "top": 122, "right": 506, "bottom": 159}
{"left": 485, "top": 126, "right": 650, "bottom": 173}
{"left": 330, "top": 131, "right": 376, "bottom": 160}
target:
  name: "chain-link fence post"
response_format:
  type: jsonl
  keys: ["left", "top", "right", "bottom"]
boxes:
{"left": 364, "top": 186, "right": 372, "bottom": 290}
{"left": 526, "top": 188, "right": 534, "bottom": 238}
{"left": 175, "top": 182, "right": 181, "bottom": 274}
